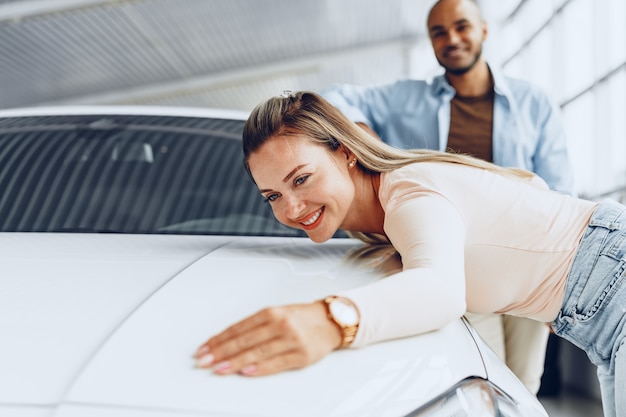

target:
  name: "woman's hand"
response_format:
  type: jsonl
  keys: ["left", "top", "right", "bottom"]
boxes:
{"left": 194, "top": 301, "right": 342, "bottom": 377}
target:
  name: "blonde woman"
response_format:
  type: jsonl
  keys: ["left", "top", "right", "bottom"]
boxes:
{"left": 195, "top": 91, "right": 625, "bottom": 417}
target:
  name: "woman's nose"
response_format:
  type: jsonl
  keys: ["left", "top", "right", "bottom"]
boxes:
{"left": 283, "top": 193, "right": 305, "bottom": 220}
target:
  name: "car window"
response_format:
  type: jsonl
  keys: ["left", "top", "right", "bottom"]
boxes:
{"left": 0, "top": 113, "right": 308, "bottom": 237}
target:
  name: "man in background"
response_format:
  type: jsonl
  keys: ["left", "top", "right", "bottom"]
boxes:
{"left": 321, "top": 0, "right": 575, "bottom": 395}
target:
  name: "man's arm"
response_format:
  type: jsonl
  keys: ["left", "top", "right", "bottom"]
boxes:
{"left": 356, "top": 122, "right": 381, "bottom": 140}
{"left": 532, "top": 95, "right": 577, "bottom": 196}
{"left": 320, "top": 85, "right": 379, "bottom": 128}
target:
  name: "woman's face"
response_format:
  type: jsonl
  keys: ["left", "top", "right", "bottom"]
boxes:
{"left": 248, "top": 134, "right": 355, "bottom": 243}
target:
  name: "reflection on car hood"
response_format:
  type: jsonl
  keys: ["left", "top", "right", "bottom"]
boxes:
{"left": 0, "top": 234, "right": 487, "bottom": 417}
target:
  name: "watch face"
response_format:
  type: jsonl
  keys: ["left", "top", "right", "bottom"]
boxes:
{"left": 329, "top": 298, "right": 359, "bottom": 326}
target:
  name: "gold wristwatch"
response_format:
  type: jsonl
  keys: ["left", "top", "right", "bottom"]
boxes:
{"left": 322, "top": 295, "right": 360, "bottom": 348}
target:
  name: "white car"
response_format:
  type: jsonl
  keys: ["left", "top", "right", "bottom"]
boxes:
{"left": 0, "top": 106, "right": 548, "bottom": 417}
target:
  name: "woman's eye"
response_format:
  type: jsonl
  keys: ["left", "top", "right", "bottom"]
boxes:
{"left": 265, "top": 193, "right": 279, "bottom": 202}
{"left": 294, "top": 175, "right": 309, "bottom": 186}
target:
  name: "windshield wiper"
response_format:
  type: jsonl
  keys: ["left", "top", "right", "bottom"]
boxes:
{"left": 56, "top": 227, "right": 123, "bottom": 233}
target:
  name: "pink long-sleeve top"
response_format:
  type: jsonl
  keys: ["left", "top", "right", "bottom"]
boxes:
{"left": 339, "top": 162, "right": 598, "bottom": 348}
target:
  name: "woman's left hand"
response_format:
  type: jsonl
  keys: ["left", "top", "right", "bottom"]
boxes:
{"left": 194, "top": 301, "right": 342, "bottom": 377}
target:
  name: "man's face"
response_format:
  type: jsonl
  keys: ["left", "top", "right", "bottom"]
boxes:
{"left": 427, "top": 0, "right": 487, "bottom": 76}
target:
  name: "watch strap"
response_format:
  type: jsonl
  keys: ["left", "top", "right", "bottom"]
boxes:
{"left": 322, "top": 295, "right": 359, "bottom": 348}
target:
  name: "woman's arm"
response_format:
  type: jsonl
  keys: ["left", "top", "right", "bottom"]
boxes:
{"left": 339, "top": 192, "right": 468, "bottom": 346}
{"left": 195, "top": 190, "right": 467, "bottom": 376}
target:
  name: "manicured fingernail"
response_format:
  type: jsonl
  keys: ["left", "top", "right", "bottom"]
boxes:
{"left": 195, "top": 353, "right": 215, "bottom": 368}
{"left": 240, "top": 365, "right": 257, "bottom": 376}
{"left": 194, "top": 345, "right": 210, "bottom": 358}
{"left": 213, "top": 361, "right": 231, "bottom": 374}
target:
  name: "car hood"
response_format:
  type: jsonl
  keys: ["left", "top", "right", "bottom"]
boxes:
{"left": 1, "top": 234, "right": 487, "bottom": 417}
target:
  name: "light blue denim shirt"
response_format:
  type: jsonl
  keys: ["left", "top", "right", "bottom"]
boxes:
{"left": 321, "top": 66, "right": 576, "bottom": 195}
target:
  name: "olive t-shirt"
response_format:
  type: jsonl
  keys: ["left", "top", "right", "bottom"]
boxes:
{"left": 447, "top": 89, "right": 495, "bottom": 162}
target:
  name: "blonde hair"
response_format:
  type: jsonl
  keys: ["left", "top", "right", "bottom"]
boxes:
{"left": 242, "top": 91, "right": 535, "bottom": 242}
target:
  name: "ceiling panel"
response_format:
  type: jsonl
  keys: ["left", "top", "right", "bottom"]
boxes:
{"left": 0, "top": 0, "right": 432, "bottom": 111}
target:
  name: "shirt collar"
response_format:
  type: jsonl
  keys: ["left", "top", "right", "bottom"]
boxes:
{"left": 433, "top": 74, "right": 456, "bottom": 96}
{"left": 488, "top": 65, "right": 513, "bottom": 99}
{"left": 432, "top": 64, "right": 513, "bottom": 99}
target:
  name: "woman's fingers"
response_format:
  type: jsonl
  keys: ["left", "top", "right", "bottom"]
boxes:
{"left": 209, "top": 338, "right": 300, "bottom": 376}
{"left": 195, "top": 308, "right": 298, "bottom": 372}
{"left": 238, "top": 350, "right": 305, "bottom": 377}
{"left": 194, "top": 307, "right": 275, "bottom": 358}
{"left": 195, "top": 307, "right": 286, "bottom": 364}
{"left": 194, "top": 301, "right": 340, "bottom": 376}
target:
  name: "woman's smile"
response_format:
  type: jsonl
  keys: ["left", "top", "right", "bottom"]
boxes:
{"left": 298, "top": 207, "right": 325, "bottom": 229}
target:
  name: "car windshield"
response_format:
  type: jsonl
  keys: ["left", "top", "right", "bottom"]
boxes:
{"left": 0, "top": 113, "right": 308, "bottom": 237}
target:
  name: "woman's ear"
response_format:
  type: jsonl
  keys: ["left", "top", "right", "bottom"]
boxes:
{"left": 339, "top": 144, "right": 353, "bottom": 162}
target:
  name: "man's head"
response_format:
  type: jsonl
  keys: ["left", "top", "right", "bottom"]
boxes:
{"left": 427, "top": 0, "right": 488, "bottom": 76}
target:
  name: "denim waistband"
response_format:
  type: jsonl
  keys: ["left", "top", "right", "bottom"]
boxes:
{"left": 552, "top": 198, "right": 625, "bottom": 333}
{"left": 588, "top": 198, "right": 625, "bottom": 231}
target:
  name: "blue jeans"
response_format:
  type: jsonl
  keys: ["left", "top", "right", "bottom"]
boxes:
{"left": 551, "top": 199, "right": 626, "bottom": 417}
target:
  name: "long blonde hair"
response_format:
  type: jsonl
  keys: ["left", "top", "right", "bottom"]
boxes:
{"left": 242, "top": 91, "right": 535, "bottom": 242}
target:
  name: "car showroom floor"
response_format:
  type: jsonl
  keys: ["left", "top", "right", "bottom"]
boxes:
{"left": 539, "top": 392, "right": 604, "bottom": 417}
